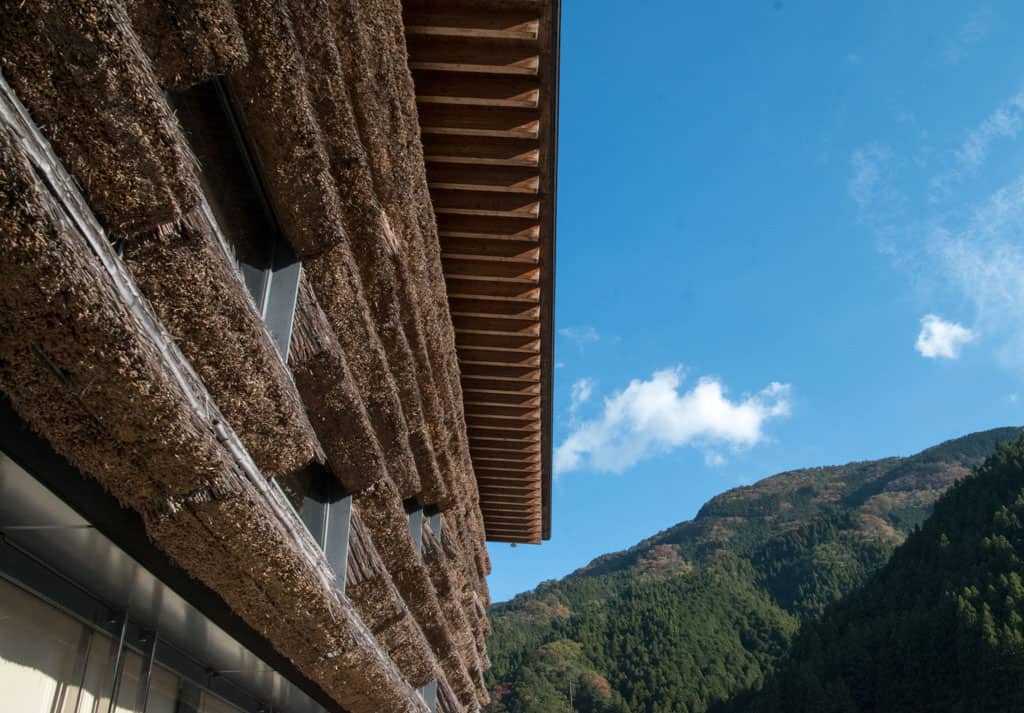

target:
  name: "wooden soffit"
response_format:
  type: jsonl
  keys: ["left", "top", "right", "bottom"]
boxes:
{"left": 403, "top": 0, "right": 558, "bottom": 544}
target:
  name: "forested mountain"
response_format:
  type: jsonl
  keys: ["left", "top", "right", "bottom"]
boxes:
{"left": 485, "top": 427, "right": 1024, "bottom": 713}
{"left": 713, "top": 435, "right": 1024, "bottom": 713}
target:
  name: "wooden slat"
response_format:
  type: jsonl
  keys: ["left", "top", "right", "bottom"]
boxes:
{"left": 432, "top": 188, "right": 540, "bottom": 218}
{"left": 415, "top": 75, "right": 540, "bottom": 111}
{"left": 407, "top": 36, "right": 540, "bottom": 76}
{"left": 404, "top": 9, "right": 540, "bottom": 41}
{"left": 436, "top": 213, "right": 540, "bottom": 239}
{"left": 428, "top": 163, "right": 539, "bottom": 194}
{"left": 442, "top": 234, "right": 538, "bottom": 255}
{"left": 446, "top": 277, "right": 539, "bottom": 301}
{"left": 461, "top": 369, "right": 540, "bottom": 387}
{"left": 459, "top": 348, "right": 540, "bottom": 366}
{"left": 450, "top": 299, "right": 539, "bottom": 320}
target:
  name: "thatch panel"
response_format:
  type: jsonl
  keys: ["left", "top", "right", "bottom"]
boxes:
{"left": 309, "top": 0, "right": 460, "bottom": 511}
{"left": 437, "top": 680, "right": 463, "bottom": 713}
{"left": 348, "top": 575, "right": 439, "bottom": 688}
{"left": 423, "top": 529, "right": 486, "bottom": 696}
{"left": 353, "top": 478, "right": 420, "bottom": 572}
{"left": 305, "top": 245, "right": 423, "bottom": 498}
{"left": 0, "top": 0, "right": 201, "bottom": 235}
{"left": 126, "top": 0, "right": 248, "bottom": 90}
{"left": 124, "top": 208, "right": 319, "bottom": 476}
{"left": 310, "top": 645, "right": 429, "bottom": 713}
{"left": 0, "top": 117, "right": 223, "bottom": 504}
{"left": 227, "top": 0, "right": 345, "bottom": 258}
{"left": 290, "top": 279, "right": 389, "bottom": 494}
{"left": 332, "top": 0, "right": 472, "bottom": 505}
{"left": 391, "top": 562, "right": 477, "bottom": 706}
{"left": 346, "top": 510, "right": 441, "bottom": 688}
{"left": 353, "top": 481, "right": 477, "bottom": 698}
{"left": 146, "top": 475, "right": 429, "bottom": 713}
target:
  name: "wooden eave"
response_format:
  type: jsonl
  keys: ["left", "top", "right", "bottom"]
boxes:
{"left": 404, "top": 0, "right": 558, "bottom": 544}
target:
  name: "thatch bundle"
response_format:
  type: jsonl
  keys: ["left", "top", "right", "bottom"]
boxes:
{"left": 0, "top": 0, "right": 201, "bottom": 234}
{"left": 305, "top": 245, "right": 424, "bottom": 498}
{"left": 124, "top": 208, "right": 319, "bottom": 476}
{"left": 290, "top": 278, "right": 391, "bottom": 494}
{"left": 346, "top": 510, "right": 441, "bottom": 687}
{"left": 226, "top": 0, "right": 346, "bottom": 258}
{"left": 126, "top": 0, "right": 248, "bottom": 89}
{"left": 0, "top": 122, "right": 223, "bottom": 505}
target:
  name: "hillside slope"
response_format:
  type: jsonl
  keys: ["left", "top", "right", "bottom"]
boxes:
{"left": 713, "top": 435, "right": 1024, "bottom": 713}
{"left": 486, "top": 427, "right": 1023, "bottom": 713}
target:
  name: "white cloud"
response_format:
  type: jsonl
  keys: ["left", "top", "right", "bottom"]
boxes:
{"left": 559, "top": 325, "right": 600, "bottom": 350}
{"left": 944, "top": 8, "right": 994, "bottom": 65}
{"left": 704, "top": 451, "right": 727, "bottom": 468}
{"left": 915, "top": 314, "right": 975, "bottom": 359}
{"left": 554, "top": 367, "right": 791, "bottom": 475}
{"left": 569, "top": 378, "right": 594, "bottom": 419}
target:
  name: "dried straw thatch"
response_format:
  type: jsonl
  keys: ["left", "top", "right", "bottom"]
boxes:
{"left": 304, "top": 245, "right": 424, "bottom": 499}
{"left": 126, "top": 0, "right": 248, "bottom": 90}
{"left": 347, "top": 511, "right": 442, "bottom": 688}
{"left": 0, "top": 96, "right": 436, "bottom": 712}
{"left": 0, "top": 0, "right": 507, "bottom": 705}
{"left": 290, "top": 278, "right": 390, "bottom": 493}
{"left": 0, "top": 0, "right": 201, "bottom": 234}
{"left": 124, "top": 208, "right": 319, "bottom": 476}
{"left": 226, "top": 0, "right": 346, "bottom": 258}
{"left": 0, "top": 117, "right": 223, "bottom": 505}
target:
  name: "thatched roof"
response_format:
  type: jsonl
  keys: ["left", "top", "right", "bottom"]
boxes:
{"left": 0, "top": 0, "right": 560, "bottom": 710}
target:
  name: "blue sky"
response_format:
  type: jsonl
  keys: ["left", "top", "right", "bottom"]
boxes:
{"left": 485, "top": 1, "right": 1024, "bottom": 603}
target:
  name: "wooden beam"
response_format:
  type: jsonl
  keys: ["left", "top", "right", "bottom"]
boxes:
{"left": 414, "top": 74, "right": 541, "bottom": 114}
{"left": 454, "top": 330, "right": 540, "bottom": 351}
{"left": 432, "top": 188, "right": 540, "bottom": 218}
{"left": 404, "top": 10, "right": 540, "bottom": 41}
{"left": 436, "top": 213, "right": 540, "bottom": 239}
{"left": 419, "top": 105, "right": 540, "bottom": 137}
{"left": 407, "top": 36, "right": 540, "bottom": 76}
{"left": 428, "top": 163, "right": 539, "bottom": 194}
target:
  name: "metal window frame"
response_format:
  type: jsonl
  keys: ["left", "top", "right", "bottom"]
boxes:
{"left": 417, "top": 680, "right": 438, "bottom": 713}
{"left": 276, "top": 468, "right": 353, "bottom": 593}
{"left": 405, "top": 501, "right": 425, "bottom": 559}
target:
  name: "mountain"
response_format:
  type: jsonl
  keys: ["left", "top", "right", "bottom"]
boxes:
{"left": 484, "top": 427, "right": 1024, "bottom": 713}
{"left": 712, "top": 435, "right": 1024, "bottom": 713}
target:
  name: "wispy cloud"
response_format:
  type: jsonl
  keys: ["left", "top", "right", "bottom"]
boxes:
{"left": 848, "top": 143, "right": 894, "bottom": 212}
{"left": 955, "top": 89, "right": 1024, "bottom": 170}
{"left": 930, "top": 177, "right": 1024, "bottom": 371}
{"left": 554, "top": 367, "right": 791, "bottom": 475}
{"left": 559, "top": 325, "right": 600, "bottom": 351}
{"left": 848, "top": 83, "right": 1024, "bottom": 375}
{"left": 569, "top": 377, "right": 594, "bottom": 420}
{"left": 915, "top": 314, "right": 975, "bottom": 359}
{"left": 944, "top": 7, "right": 994, "bottom": 65}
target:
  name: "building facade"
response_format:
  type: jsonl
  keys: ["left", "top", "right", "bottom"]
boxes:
{"left": 0, "top": 1, "right": 558, "bottom": 712}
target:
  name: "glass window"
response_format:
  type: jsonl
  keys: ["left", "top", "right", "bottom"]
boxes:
{"left": 143, "top": 666, "right": 180, "bottom": 713}
{"left": 199, "top": 691, "right": 246, "bottom": 713}
{"left": 1, "top": 577, "right": 257, "bottom": 713}
{"left": 0, "top": 577, "right": 87, "bottom": 713}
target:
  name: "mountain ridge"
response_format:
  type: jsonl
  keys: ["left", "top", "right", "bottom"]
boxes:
{"left": 486, "top": 426, "right": 1024, "bottom": 713}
